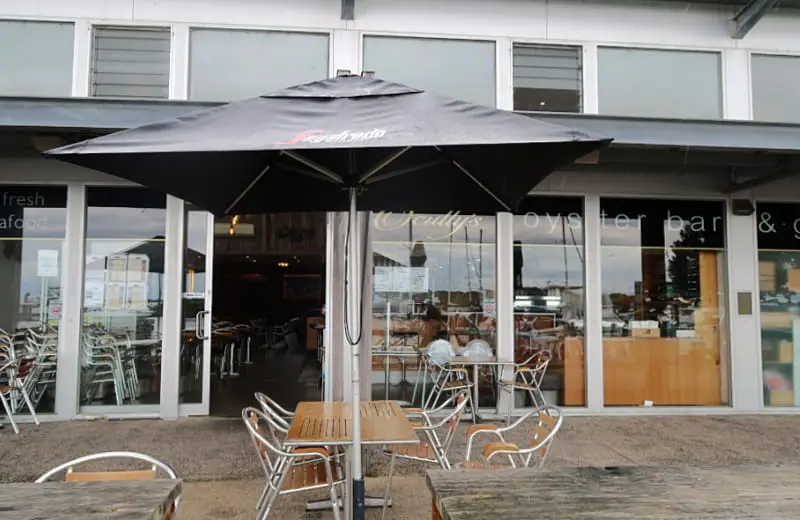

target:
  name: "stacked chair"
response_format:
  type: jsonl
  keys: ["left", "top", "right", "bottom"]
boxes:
{"left": 0, "top": 326, "right": 60, "bottom": 433}
{"left": 80, "top": 326, "right": 150, "bottom": 406}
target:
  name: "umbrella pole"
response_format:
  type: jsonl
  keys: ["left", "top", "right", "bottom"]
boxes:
{"left": 346, "top": 187, "right": 366, "bottom": 520}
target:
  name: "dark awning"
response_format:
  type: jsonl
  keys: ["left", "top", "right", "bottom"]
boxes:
{"left": 2, "top": 95, "right": 800, "bottom": 153}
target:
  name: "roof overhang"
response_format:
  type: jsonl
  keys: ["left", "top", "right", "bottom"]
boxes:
{"left": 2, "top": 96, "right": 800, "bottom": 154}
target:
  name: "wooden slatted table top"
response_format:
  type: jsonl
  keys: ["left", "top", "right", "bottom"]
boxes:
{"left": 427, "top": 465, "right": 800, "bottom": 519}
{"left": 286, "top": 400, "right": 419, "bottom": 446}
{"left": 0, "top": 480, "right": 181, "bottom": 520}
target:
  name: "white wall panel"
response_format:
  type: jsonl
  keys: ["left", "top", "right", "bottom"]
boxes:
{"left": 1, "top": 0, "right": 798, "bottom": 52}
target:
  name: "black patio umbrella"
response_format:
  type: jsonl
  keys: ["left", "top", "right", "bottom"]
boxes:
{"left": 44, "top": 74, "right": 611, "bottom": 519}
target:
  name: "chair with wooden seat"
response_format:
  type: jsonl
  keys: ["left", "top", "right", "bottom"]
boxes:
{"left": 460, "top": 405, "right": 563, "bottom": 469}
{"left": 0, "top": 356, "right": 41, "bottom": 434}
{"left": 381, "top": 391, "right": 469, "bottom": 520}
{"left": 243, "top": 406, "right": 344, "bottom": 520}
{"left": 423, "top": 353, "right": 475, "bottom": 418}
{"left": 35, "top": 451, "right": 180, "bottom": 518}
{"left": 496, "top": 350, "right": 551, "bottom": 425}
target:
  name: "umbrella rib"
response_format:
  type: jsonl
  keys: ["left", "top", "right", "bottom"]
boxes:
{"left": 362, "top": 158, "right": 449, "bottom": 185}
{"left": 433, "top": 146, "right": 512, "bottom": 212}
{"left": 225, "top": 163, "right": 272, "bottom": 214}
{"left": 283, "top": 151, "right": 344, "bottom": 184}
{"left": 359, "top": 146, "right": 411, "bottom": 183}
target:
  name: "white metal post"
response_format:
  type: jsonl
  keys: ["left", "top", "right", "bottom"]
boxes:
{"left": 495, "top": 212, "right": 515, "bottom": 414}
{"left": 584, "top": 196, "right": 603, "bottom": 411}
{"left": 54, "top": 184, "right": 87, "bottom": 419}
{"left": 160, "top": 195, "right": 185, "bottom": 420}
{"left": 725, "top": 199, "right": 761, "bottom": 411}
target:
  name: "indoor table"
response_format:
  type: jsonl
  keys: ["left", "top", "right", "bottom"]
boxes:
{"left": 0, "top": 479, "right": 181, "bottom": 520}
{"left": 448, "top": 356, "right": 511, "bottom": 423}
{"left": 427, "top": 465, "right": 800, "bottom": 520}
{"left": 286, "top": 400, "right": 419, "bottom": 519}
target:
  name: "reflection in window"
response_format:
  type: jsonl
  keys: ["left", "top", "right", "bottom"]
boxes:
{"left": 0, "top": 186, "right": 66, "bottom": 415}
{"left": 371, "top": 212, "right": 496, "bottom": 407}
{"left": 756, "top": 202, "right": 800, "bottom": 407}
{"left": 80, "top": 188, "right": 166, "bottom": 407}
{"left": 600, "top": 198, "right": 729, "bottom": 406}
{"left": 513, "top": 197, "right": 585, "bottom": 407}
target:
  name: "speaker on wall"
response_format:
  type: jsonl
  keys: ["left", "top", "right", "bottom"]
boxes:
{"left": 731, "top": 199, "right": 755, "bottom": 216}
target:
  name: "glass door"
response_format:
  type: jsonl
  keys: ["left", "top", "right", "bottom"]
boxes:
{"left": 178, "top": 206, "right": 214, "bottom": 415}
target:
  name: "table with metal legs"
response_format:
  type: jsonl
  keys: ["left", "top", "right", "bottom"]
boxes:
{"left": 448, "top": 356, "right": 513, "bottom": 423}
{"left": 285, "top": 401, "right": 420, "bottom": 520}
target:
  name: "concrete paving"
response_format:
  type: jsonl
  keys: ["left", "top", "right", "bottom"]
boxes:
{"left": 2, "top": 414, "right": 800, "bottom": 519}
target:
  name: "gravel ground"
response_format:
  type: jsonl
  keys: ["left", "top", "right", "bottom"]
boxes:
{"left": 3, "top": 414, "right": 800, "bottom": 519}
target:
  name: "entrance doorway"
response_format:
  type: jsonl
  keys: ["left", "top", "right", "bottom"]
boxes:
{"left": 178, "top": 212, "right": 327, "bottom": 417}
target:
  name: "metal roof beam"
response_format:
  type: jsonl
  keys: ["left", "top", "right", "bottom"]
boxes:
{"left": 341, "top": 0, "right": 355, "bottom": 20}
{"left": 732, "top": 0, "right": 778, "bottom": 39}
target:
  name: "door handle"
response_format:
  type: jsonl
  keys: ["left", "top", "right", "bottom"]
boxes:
{"left": 196, "top": 310, "right": 210, "bottom": 340}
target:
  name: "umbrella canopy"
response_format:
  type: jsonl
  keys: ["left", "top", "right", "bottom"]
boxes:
{"left": 44, "top": 75, "right": 611, "bottom": 216}
{"left": 43, "top": 74, "right": 612, "bottom": 520}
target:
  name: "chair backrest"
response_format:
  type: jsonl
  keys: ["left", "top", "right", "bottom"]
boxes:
{"left": 525, "top": 406, "right": 563, "bottom": 467}
{"left": 35, "top": 451, "right": 178, "bottom": 483}
{"left": 422, "top": 391, "right": 470, "bottom": 468}
{"left": 242, "top": 406, "right": 292, "bottom": 477}
{"left": 34, "top": 451, "right": 180, "bottom": 513}
{"left": 254, "top": 392, "right": 293, "bottom": 431}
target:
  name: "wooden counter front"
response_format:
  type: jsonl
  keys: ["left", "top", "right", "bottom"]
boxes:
{"left": 562, "top": 337, "right": 722, "bottom": 407}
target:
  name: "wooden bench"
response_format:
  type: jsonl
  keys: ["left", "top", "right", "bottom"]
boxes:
{"left": 427, "top": 465, "right": 800, "bottom": 519}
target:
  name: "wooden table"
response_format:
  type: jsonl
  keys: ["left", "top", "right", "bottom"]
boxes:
{"left": 287, "top": 400, "right": 419, "bottom": 447}
{"left": 286, "top": 400, "right": 419, "bottom": 517}
{"left": 427, "top": 465, "right": 800, "bottom": 519}
{"left": 0, "top": 480, "right": 181, "bottom": 520}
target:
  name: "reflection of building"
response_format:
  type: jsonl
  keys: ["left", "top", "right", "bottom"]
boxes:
{"left": 5, "top": 1, "right": 800, "bottom": 418}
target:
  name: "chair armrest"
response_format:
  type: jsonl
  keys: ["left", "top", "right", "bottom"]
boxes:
{"left": 483, "top": 442, "right": 520, "bottom": 459}
{"left": 466, "top": 424, "right": 498, "bottom": 437}
{"left": 288, "top": 447, "right": 329, "bottom": 460}
{"left": 463, "top": 424, "right": 504, "bottom": 461}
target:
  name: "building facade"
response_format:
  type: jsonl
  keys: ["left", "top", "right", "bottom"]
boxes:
{"left": 3, "top": 0, "right": 800, "bottom": 420}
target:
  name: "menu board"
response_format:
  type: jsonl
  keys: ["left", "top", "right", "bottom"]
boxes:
{"left": 85, "top": 250, "right": 151, "bottom": 310}
{"left": 374, "top": 266, "right": 429, "bottom": 293}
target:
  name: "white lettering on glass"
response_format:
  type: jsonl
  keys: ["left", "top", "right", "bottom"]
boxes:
{"left": 0, "top": 191, "right": 49, "bottom": 231}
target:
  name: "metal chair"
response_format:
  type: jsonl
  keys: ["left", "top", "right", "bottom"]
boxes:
{"left": 243, "top": 406, "right": 344, "bottom": 520}
{"left": 35, "top": 451, "right": 180, "bottom": 518}
{"left": 0, "top": 356, "right": 41, "bottom": 434}
{"left": 461, "top": 405, "right": 563, "bottom": 469}
{"left": 496, "top": 350, "right": 551, "bottom": 425}
{"left": 381, "top": 391, "right": 469, "bottom": 520}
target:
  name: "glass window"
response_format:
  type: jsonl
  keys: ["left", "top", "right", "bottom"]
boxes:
{"left": 513, "top": 197, "right": 585, "bottom": 407}
{"left": 371, "top": 212, "right": 496, "bottom": 408}
{"left": 363, "top": 35, "right": 496, "bottom": 107}
{"left": 0, "top": 186, "right": 66, "bottom": 415}
{"left": 755, "top": 202, "right": 800, "bottom": 407}
{"left": 600, "top": 198, "right": 729, "bottom": 406}
{"left": 189, "top": 29, "right": 330, "bottom": 101}
{"left": 752, "top": 54, "right": 800, "bottom": 124}
{"left": 513, "top": 44, "right": 582, "bottom": 113}
{"left": 597, "top": 47, "right": 722, "bottom": 119}
{"left": 80, "top": 188, "right": 166, "bottom": 407}
{"left": 0, "top": 20, "right": 74, "bottom": 97}
{"left": 180, "top": 207, "right": 208, "bottom": 404}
